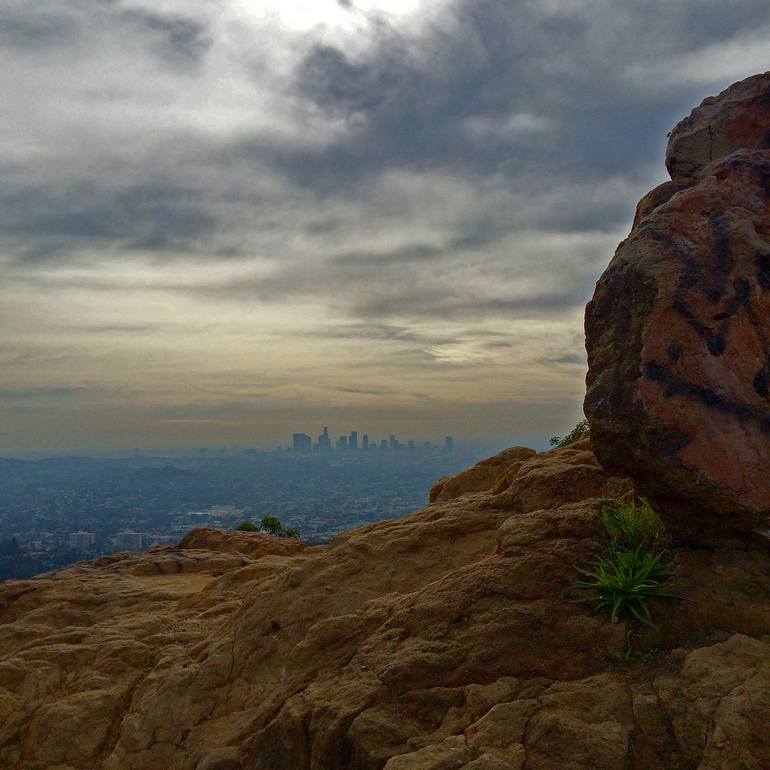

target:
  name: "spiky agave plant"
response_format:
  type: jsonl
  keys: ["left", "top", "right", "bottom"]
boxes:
{"left": 575, "top": 544, "right": 675, "bottom": 626}
{"left": 575, "top": 499, "right": 678, "bottom": 627}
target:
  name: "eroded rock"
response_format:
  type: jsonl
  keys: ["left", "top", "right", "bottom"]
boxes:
{"left": 585, "top": 73, "right": 770, "bottom": 536}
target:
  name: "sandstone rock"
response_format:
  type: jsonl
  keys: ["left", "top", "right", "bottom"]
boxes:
{"left": 0, "top": 438, "right": 767, "bottom": 769}
{"left": 429, "top": 447, "right": 536, "bottom": 503}
{"left": 666, "top": 72, "right": 770, "bottom": 185}
{"left": 177, "top": 527, "right": 308, "bottom": 559}
{"left": 487, "top": 437, "right": 632, "bottom": 512}
{"left": 585, "top": 73, "right": 770, "bottom": 536}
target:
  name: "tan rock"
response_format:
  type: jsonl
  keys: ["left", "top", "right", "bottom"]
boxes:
{"left": 430, "top": 447, "right": 536, "bottom": 503}
{"left": 177, "top": 527, "right": 308, "bottom": 558}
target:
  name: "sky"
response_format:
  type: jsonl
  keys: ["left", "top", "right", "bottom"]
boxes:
{"left": 2, "top": 0, "right": 770, "bottom": 454}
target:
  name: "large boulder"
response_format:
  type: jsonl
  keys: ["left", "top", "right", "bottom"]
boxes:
{"left": 585, "top": 73, "right": 770, "bottom": 536}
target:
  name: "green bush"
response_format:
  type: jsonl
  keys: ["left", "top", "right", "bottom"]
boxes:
{"left": 575, "top": 499, "right": 676, "bottom": 627}
{"left": 549, "top": 418, "right": 589, "bottom": 448}
{"left": 235, "top": 516, "right": 300, "bottom": 538}
{"left": 259, "top": 515, "right": 284, "bottom": 536}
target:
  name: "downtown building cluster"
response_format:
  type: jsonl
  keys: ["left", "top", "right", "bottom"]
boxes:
{"left": 292, "top": 427, "right": 454, "bottom": 454}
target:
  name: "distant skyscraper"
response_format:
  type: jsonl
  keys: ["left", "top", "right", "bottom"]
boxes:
{"left": 349, "top": 431, "right": 358, "bottom": 450}
{"left": 317, "top": 426, "right": 332, "bottom": 451}
{"left": 362, "top": 434, "right": 369, "bottom": 450}
{"left": 292, "top": 433, "right": 312, "bottom": 453}
{"left": 445, "top": 436, "right": 454, "bottom": 451}
{"left": 336, "top": 435, "right": 348, "bottom": 451}
{"left": 380, "top": 439, "right": 388, "bottom": 450}
{"left": 68, "top": 531, "right": 95, "bottom": 550}
{"left": 407, "top": 440, "right": 415, "bottom": 450}
{"left": 116, "top": 532, "right": 144, "bottom": 551}
{"left": 389, "top": 434, "right": 398, "bottom": 450}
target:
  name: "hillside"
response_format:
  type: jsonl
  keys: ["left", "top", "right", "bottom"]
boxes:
{"left": 0, "top": 437, "right": 767, "bottom": 769}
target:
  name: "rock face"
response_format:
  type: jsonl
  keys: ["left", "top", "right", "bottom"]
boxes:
{"left": 429, "top": 447, "right": 536, "bottom": 503}
{"left": 585, "top": 72, "right": 770, "bottom": 535}
{"left": 1, "top": 441, "right": 769, "bottom": 769}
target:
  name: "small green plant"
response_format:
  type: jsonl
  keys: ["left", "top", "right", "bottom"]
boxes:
{"left": 549, "top": 418, "right": 589, "bottom": 448}
{"left": 600, "top": 498, "right": 665, "bottom": 551}
{"left": 236, "top": 515, "right": 300, "bottom": 538}
{"left": 243, "top": 515, "right": 301, "bottom": 539}
{"left": 575, "top": 499, "right": 676, "bottom": 627}
{"left": 259, "top": 515, "right": 285, "bottom": 536}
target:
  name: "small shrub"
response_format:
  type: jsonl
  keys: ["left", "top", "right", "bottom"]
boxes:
{"left": 549, "top": 419, "right": 589, "bottom": 448}
{"left": 575, "top": 499, "right": 676, "bottom": 627}
{"left": 259, "top": 515, "right": 285, "bottom": 536}
{"left": 235, "top": 516, "right": 300, "bottom": 538}
{"left": 254, "top": 515, "right": 300, "bottom": 539}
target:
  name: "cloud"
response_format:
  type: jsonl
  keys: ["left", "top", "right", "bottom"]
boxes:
{"left": 119, "top": 9, "right": 213, "bottom": 68}
{"left": 0, "top": 387, "right": 88, "bottom": 401}
{"left": 2, "top": 0, "right": 770, "bottom": 449}
{"left": 624, "top": 27, "right": 770, "bottom": 92}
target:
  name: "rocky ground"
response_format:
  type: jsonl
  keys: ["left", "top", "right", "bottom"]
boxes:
{"left": 0, "top": 437, "right": 767, "bottom": 769}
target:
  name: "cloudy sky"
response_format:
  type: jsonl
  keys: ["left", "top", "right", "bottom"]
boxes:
{"left": 2, "top": 0, "right": 769, "bottom": 454}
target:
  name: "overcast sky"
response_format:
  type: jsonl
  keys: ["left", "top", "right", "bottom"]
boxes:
{"left": 2, "top": 0, "right": 769, "bottom": 454}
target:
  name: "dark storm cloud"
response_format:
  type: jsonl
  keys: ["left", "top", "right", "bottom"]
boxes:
{"left": 119, "top": 9, "right": 212, "bottom": 67}
{"left": 1, "top": 2, "right": 211, "bottom": 64}
{"left": 1, "top": 180, "right": 218, "bottom": 260}
{"left": 0, "top": 10, "right": 81, "bottom": 49}
{"left": 283, "top": 0, "right": 770, "bottom": 188}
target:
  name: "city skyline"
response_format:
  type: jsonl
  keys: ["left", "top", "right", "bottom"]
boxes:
{"left": 291, "top": 426, "right": 454, "bottom": 452}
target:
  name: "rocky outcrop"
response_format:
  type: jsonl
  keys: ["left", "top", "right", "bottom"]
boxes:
{"left": 665, "top": 73, "right": 770, "bottom": 186}
{"left": 585, "top": 72, "right": 770, "bottom": 536}
{"left": 0, "top": 441, "right": 768, "bottom": 769}
{"left": 429, "top": 447, "right": 536, "bottom": 503}
{"left": 177, "top": 527, "right": 308, "bottom": 559}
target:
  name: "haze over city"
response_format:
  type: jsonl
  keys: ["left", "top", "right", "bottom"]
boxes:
{"left": 3, "top": 0, "right": 770, "bottom": 454}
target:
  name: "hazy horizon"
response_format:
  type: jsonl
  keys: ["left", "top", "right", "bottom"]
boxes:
{"left": 3, "top": 0, "right": 770, "bottom": 454}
